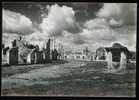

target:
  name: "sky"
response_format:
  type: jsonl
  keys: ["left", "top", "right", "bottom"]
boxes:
{"left": 2, "top": 2, "right": 137, "bottom": 52}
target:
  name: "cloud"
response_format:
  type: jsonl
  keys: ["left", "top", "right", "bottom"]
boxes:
{"left": 40, "top": 4, "right": 80, "bottom": 37}
{"left": 112, "top": 26, "right": 136, "bottom": 51}
{"left": 3, "top": 9, "right": 34, "bottom": 35}
{"left": 84, "top": 18, "right": 109, "bottom": 30}
{"left": 97, "top": 3, "right": 137, "bottom": 26}
{"left": 80, "top": 15, "right": 136, "bottom": 51}
{"left": 25, "top": 31, "right": 48, "bottom": 42}
{"left": 81, "top": 28, "right": 116, "bottom": 42}
{"left": 2, "top": 3, "right": 136, "bottom": 52}
{"left": 23, "top": 4, "right": 81, "bottom": 48}
{"left": 60, "top": 27, "right": 116, "bottom": 50}
{"left": 71, "top": 34, "right": 86, "bottom": 44}
{"left": 59, "top": 12, "right": 136, "bottom": 51}
{"left": 83, "top": 18, "right": 116, "bottom": 42}
{"left": 71, "top": 3, "right": 103, "bottom": 22}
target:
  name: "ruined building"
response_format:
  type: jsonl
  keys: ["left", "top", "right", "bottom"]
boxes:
{"left": 95, "top": 43, "right": 132, "bottom": 62}
{"left": 2, "top": 40, "right": 18, "bottom": 65}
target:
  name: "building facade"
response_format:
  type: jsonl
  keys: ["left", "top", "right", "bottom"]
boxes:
{"left": 63, "top": 48, "right": 94, "bottom": 61}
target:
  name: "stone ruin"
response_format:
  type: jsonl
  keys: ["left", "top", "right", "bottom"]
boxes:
{"left": 106, "top": 51, "right": 127, "bottom": 73}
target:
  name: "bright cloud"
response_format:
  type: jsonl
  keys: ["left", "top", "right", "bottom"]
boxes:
{"left": 40, "top": 4, "right": 80, "bottom": 37}
{"left": 3, "top": 9, "right": 34, "bottom": 34}
{"left": 97, "top": 3, "right": 137, "bottom": 26}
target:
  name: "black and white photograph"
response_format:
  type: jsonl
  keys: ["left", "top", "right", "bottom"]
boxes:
{"left": 1, "top": 2, "right": 137, "bottom": 97}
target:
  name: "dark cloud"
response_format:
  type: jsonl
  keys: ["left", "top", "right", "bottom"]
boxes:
{"left": 63, "top": 3, "right": 103, "bottom": 23}
{"left": 3, "top": 2, "right": 42, "bottom": 23}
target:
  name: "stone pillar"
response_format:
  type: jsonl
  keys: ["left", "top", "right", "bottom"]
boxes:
{"left": 119, "top": 52, "right": 127, "bottom": 72}
{"left": 7, "top": 50, "right": 10, "bottom": 64}
{"left": 35, "top": 52, "right": 37, "bottom": 64}
{"left": 96, "top": 56, "right": 99, "bottom": 61}
{"left": 43, "top": 51, "right": 45, "bottom": 60}
{"left": 27, "top": 53, "right": 31, "bottom": 64}
{"left": 106, "top": 52, "right": 114, "bottom": 72}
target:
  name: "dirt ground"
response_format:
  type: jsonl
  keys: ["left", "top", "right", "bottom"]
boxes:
{"left": 1, "top": 61, "right": 136, "bottom": 97}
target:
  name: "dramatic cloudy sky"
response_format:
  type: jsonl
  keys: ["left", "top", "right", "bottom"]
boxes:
{"left": 2, "top": 2, "right": 137, "bottom": 51}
